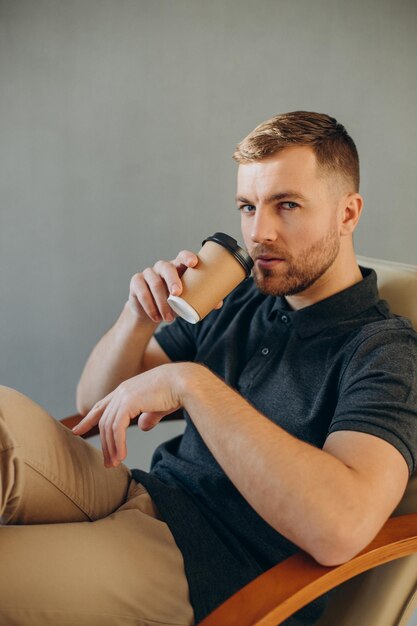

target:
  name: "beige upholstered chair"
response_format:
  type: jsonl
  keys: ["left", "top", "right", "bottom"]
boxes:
{"left": 62, "top": 255, "right": 417, "bottom": 626}
{"left": 314, "top": 256, "right": 417, "bottom": 626}
{"left": 358, "top": 256, "right": 417, "bottom": 329}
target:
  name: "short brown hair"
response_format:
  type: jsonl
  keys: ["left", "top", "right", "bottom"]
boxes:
{"left": 233, "top": 111, "right": 360, "bottom": 191}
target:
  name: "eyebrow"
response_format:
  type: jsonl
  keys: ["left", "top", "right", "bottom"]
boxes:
{"left": 235, "top": 191, "right": 308, "bottom": 204}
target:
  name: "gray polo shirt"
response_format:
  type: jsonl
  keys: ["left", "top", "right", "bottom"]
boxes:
{"left": 132, "top": 267, "right": 417, "bottom": 625}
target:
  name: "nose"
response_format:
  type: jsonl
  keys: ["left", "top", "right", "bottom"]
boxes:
{"left": 250, "top": 208, "right": 278, "bottom": 244}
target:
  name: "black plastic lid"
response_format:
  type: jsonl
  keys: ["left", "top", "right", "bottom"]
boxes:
{"left": 202, "top": 232, "right": 254, "bottom": 276}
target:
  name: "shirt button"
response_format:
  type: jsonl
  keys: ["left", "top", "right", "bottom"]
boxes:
{"left": 281, "top": 314, "right": 289, "bottom": 324}
{"left": 261, "top": 347, "right": 270, "bottom": 356}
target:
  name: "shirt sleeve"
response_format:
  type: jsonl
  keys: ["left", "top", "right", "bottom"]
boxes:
{"left": 154, "top": 317, "right": 200, "bottom": 362}
{"left": 328, "top": 321, "right": 417, "bottom": 475}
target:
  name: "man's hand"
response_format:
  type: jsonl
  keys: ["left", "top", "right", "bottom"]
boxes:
{"left": 128, "top": 250, "right": 197, "bottom": 323}
{"left": 72, "top": 364, "right": 187, "bottom": 468}
{"left": 127, "top": 249, "right": 223, "bottom": 324}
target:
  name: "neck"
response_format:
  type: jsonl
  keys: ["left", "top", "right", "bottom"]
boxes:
{"left": 285, "top": 245, "right": 362, "bottom": 311}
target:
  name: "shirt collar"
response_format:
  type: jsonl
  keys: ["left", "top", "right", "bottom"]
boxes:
{"left": 268, "top": 267, "right": 381, "bottom": 338}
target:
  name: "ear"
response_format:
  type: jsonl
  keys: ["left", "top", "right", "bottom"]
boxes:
{"left": 339, "top": 193, "right": 363, "bottom": 236}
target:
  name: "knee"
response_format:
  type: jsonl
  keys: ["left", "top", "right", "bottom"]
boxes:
{"left": 0, "top": 386, "right": 52, "bottom": 432}
{"left": 0, "top": 386, "right": 26, "bottom": 436}
{"left": 0, "top": 385, "right": 25, "bottom": 403}
{"left": 0, "top": 386, "right": 31, "bottom": 418}
{"left": 0, "top": 392, "right": 22, "bottom": 521}
{"left": 0, "top": 386, "right": 21, "bottom": 417}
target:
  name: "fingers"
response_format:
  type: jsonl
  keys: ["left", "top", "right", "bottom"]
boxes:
{"left": 113, "top": 417, "right": 128, "bottom": 462}
{"left": 72, "top": 396, "right": 128, "bottom": 468}
{"left": 153, "top": 259, "right": 183, "bottom": 297}
{"left": 129, "top": 250, "right": 198, "bottom": 324}
{"left": 76, "top": 368, "right": 178, "bottom": 468}
{"left": 172, "top": 250, "right": 199, "bottom": 278}
{"left": 99, "top": 419, "right": 113, "bottom": 467}
{"left": 129, "top": 271, "right": 165, "bottom": 323}
{"left": 72, "top": 398, "right": 107, "bottom": 435}
{"left": 99, "top": 400, "right": 118, "bottom": 467}
{"left": 72, "top": 400, "right": 117, "bottom": 468}
{"left": 99, "top": 399, "right": 131, "bottom": 468}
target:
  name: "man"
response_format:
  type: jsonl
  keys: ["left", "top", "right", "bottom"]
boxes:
{"left": 1, "top": 111, "right": 416, "bottom": 626}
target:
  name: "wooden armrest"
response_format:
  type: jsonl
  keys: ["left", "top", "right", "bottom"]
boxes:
{"left": 198, "top": 512, "right": 417, "bottom": 626}
{"left": 60, "top": 409, "right": 184, "bottom": 438}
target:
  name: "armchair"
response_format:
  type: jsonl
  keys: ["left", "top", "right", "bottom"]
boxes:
{"left": 61, "top": 255, "right": 417, "bottom": 626}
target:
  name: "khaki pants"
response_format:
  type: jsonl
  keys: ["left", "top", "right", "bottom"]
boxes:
{"left": 0, "top": 386, "right": 194, "bottom": 626}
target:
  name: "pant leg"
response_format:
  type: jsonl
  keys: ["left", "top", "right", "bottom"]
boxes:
{"left": 0, "top": 483, "right": 195, "bottom": 626}
{"left": 0, "top": 385, "right": 131, "bottom": 524}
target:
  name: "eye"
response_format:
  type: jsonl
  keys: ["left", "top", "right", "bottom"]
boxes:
{"left": 238, "top": 204, "right": 256, "bottom": 214}
{"left": 281, "top": 201, "right": 298, "bottom": 210}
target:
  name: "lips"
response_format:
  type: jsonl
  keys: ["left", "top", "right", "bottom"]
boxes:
{"left": 256, "top": 255, "right": 284, "bottom": 262}
{"left": 255, "top": 256, "right": 285, "bottom": 268}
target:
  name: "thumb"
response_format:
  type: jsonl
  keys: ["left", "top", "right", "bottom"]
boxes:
{"left": 137, "top": 411, "right": 168, "bottom": 431}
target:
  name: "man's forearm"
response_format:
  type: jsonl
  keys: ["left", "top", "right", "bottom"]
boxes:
{"left": 178, "top": 364, "right": 366, "bottom": 566}
{"left": 76, "top": 302, "right": 157, "bottom": 414}
{"left": 109, "top": 360, "right": 403, "bottom": 565}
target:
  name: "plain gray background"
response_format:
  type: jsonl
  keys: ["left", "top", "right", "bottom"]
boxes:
{"left": 1, "top": 0, "right": 417, "bottom": 622}
{"left": 1, "top": 0, "right": 417, "bottom": 446}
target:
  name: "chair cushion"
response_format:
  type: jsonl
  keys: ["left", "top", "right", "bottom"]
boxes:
{"left": 358, "top": 256, "right": 417, "bottom": 329}
{"left": 317, "top": 256, "right": 417, "bottom": 625}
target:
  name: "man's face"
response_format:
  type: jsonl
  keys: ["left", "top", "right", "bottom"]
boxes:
{"left": 236, "top": 146, "right": 345, "bottom": 297}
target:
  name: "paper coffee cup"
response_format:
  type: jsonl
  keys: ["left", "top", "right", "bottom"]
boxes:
{"left": 167, "top": 232, "right": 253, "bottom": 324}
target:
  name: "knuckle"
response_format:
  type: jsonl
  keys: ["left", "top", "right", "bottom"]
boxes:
{"left": 175, "top": 250, "right": 197, "bottom": 268}
{"left": 153, "top": 259, "right": 168, "bottom": 272}
{"left": 132, "top": 283, "right": 148, "bottom": 300}
{"left": 175, "top": 250, "right": 188, "bottom": 263}
{"left": 183, "top": 249, "right": 196, "bottom": 259}
{"left": 142, "top": 266, "right": 156, "bottom": 279}
{"left": 118, "top": 382, "right": 128, "bottom": 397}
{"left": 130, "top": 273, "right": 144, "bottom": 288}
{"left": 129, "top": 281, "right": 145, "bottom": 302}
{"left": 143, "top": 268, "right": 163, "bottom": 288}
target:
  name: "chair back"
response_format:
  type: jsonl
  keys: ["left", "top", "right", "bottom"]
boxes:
{"left": 358, "top": 255, "right": 417, "bottom": 329}
{"left": 317, "top": 256, "right": 417, "bottom": 626}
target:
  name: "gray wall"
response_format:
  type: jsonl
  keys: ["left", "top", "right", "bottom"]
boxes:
{"left": 1, "top": 1, "right": 416, "bottom": 445}
{"left": 1, "top": 1, "right": 417, "bottom": 621}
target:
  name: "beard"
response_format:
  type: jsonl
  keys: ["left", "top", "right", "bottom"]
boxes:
{"left": 252, "top": 226, "right": 340, "bottom": 297}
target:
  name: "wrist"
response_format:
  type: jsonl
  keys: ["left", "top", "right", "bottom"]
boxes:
{"left": 173, "top": 362, "right": 212, "bottom": 407}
